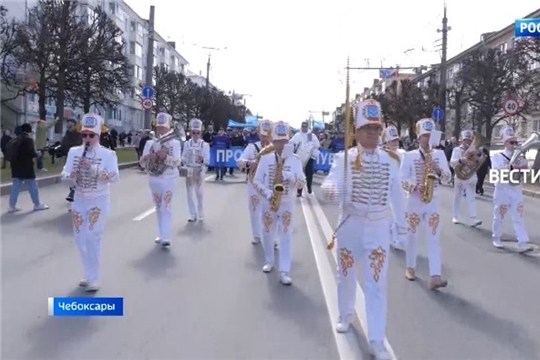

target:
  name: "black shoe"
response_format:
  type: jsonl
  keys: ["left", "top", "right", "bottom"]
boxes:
{"left": 307, "top": 188, "right": 312, "bottom": 194}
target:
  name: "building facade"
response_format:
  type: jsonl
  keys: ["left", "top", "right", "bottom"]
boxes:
{"left": 1, "top": 0, "right": 189, "bottom": 140}
{"left": 412, "top": 8, "right": 540, "bottom": 143}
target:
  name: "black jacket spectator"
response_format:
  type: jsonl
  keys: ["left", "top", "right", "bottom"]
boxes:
{"left": 11, "top": 127, "right": 38, "bottom": 180}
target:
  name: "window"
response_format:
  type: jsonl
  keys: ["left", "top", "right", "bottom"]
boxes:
{"left": 153, "top": 55, "right": 158, "bottom": 66}
{"left": 129, "top": 41, "right": 135, "bottom": 55}
{"left": 137, "top": 23, "right": 144, "bottom": 37}
{"left": 161, "top": 63, "right": 169, "bottom": 72}
{"left": 497, "top": 42, "right": 507, "bottom": 53}
{"left": 116, "top": 7, "right": 124, "bottom": 21}
{"left": 128, "top": 87, "right": 135, "bottom": 98}
{"left": 130, "top": 21, "right": 136, "bottom": 32}
{"left": 447, "top": 68, "right": 453, "bottom": 79}
{"left": 135, "top": 65, "right": 143, "bottom": 80}
{"left": 135, "top": 42, "right": 143, "bottom": 57}
{"left": 534, "top": 120, "right": 540, "bottom": 132}
{"left": 109, "top": 2, "right": 116, "bottom": 14}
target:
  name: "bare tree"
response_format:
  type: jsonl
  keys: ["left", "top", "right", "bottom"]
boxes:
{"left": 0, "top": 5, "right": 24, "bottom": 101}
{"left": 14, "top": 1, "right": 61, "bottom": 120}
{"left": 446, "top": 75, "right": 469, "bottom": 138}
{"left": 70, "top": 6, "right": 130, "bottom": 113}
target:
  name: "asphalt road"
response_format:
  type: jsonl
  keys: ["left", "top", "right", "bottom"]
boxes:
{"left": 1, "top": 168, "right": 539, "bottom": 360}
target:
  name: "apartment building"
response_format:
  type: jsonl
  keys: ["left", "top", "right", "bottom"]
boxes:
{"left": 412, "top": 8, "right": 540, "bottom": 143}
{"left": 0, "top": 0, "right": 189, "bottom": 139}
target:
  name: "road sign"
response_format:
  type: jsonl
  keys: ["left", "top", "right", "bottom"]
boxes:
{"left": 432, "top": 107, "right": 444, "bottom": 122}
{"left": 141, "top": 98, "right": 153, "bottom": 110}
{"left": 141, "top": 86, "right": 154, "bottom": 98}
{"left": 503, "top": 97, "right": 519, "bottom": 116}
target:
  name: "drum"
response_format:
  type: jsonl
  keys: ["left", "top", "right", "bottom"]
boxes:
{"left": 294, "top": 142, "right": 314, "bottom": 167}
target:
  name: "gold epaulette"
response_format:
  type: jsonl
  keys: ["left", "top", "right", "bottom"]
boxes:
{"left": 383, "top": 146, "right": 400, "bottom": 164}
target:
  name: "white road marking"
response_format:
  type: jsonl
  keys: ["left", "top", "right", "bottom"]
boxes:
{"left": 132, "top": 175, "right": 220, "bottom": 221}
{"left": 303, "top": 194, "right": 398, "bottom": 360}
{"left": 300, "top": 197, "right": 365, "bottom": 360}
{"left": 132, "top": 208, "right": 155, "bottom": 221}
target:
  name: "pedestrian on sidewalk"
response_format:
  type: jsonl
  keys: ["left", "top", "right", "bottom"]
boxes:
{"left": 7, "top": 123, "right": 50, "bottom": 213}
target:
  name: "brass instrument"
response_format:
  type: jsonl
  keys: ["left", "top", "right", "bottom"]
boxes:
{"left": 144, "top": 124, "right": 178, "bottom": 176}
{"left": 508, "top": 132, "right": 540, "bottom": 186}
{"left": 421, "top": 147, "right": 438, "bottom": 203}
{"left": 248, "top": 144, "right": 274, "bottom": 181}
{"left": 269, "top": 156, "right": 285, "bottom": 212}
{"left": 454, "top": 131, "right": 489, "bottom": 180}
{"left": 328, "top": 58, "right": 354, "bottom": 250}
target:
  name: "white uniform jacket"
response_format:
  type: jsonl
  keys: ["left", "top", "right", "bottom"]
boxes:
{"left": 141, "top": 138, "right": 182, "bottom": 179}
{"left": 237, "top": 141, "right": 263, "bottom": 170}
{"left": 322, "top": 147, "right": 406, "bottom": 227}
{"left": 290, "top": 131, "right": 321, "bottom": 160}
{"left": 61, "top": 144, "right": 119, "bottom": 199}
{"left": 400, "top": 148, "right": 451, "bottom": 196}
{"left": 181, "top": 139, "right": 210, "bottom": 169}
{"left": 253, "top": 152, "right": 305, "bottom": 204}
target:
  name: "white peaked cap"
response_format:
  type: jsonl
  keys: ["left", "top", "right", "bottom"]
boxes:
{"left": 271, "top": 121, "right": 290, "bottom": 141}
{"left": 156, "top": 112, "right": 172, "bottom": 129}
{"left": 355, "top": 99, "right": 382, "bottom": 128}
{"left": 189, "top": 118, "right": 203, "bottom": 131}
{"left": 460, "top": 129, "right": 473, "bottom": 140}
{"left": 416, "top": 118, "right": 435, "bottom": 137}
{"left": 500, "top": 125, "right": 516, "bottom": 143}
{"left": 382, "top": 126, "right": 399, "bottom": 143}
{"left": 258, "top": 119, "right": 273, "bottom": 136}
{"left": 81, "top": 113, "right": 103, "bottom": 136}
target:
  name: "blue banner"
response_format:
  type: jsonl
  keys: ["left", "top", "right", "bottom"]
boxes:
{"left": 209, "top": 146, "right": 336, "bottom": 172}
{"left": 48, "top": 297, "right": 123, "bottom": 316}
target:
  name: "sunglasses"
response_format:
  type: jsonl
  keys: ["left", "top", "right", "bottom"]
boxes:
{"left": 508, "top": 141, "right": 518, "bottom": 145}
{"left": 82, "top": 133, "right": 96, "bottom": 138}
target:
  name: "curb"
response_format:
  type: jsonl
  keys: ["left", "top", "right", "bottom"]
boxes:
{"left": 0, "top": 162, "right": 139, "bottom": 196}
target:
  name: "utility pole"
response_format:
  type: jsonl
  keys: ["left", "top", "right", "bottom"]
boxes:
{"left": 144, "top": 5, "right": 155, "bottom": 129}
{"left": 206, "top": 54, "right": 211, "bottom": 88}
{"left": 437, "top": 1, "right": 451, "bottom": 135}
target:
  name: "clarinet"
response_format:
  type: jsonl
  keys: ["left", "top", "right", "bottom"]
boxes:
{"left": 66, "top": 142, "right": 90, "bottom": 202}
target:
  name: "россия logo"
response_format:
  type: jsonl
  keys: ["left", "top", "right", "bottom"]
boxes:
{"left": 515, "top": 18, "right": 540, "bottom": 37}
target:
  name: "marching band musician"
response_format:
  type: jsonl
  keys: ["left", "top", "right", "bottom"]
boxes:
{"left": 140, "top": 113, "right": 182, "bottom": 247}
{"left": 490, "top": 126, "right": 532, "bottom": 252}
{"left": 61, "top": 113, "right": 119, "bottom": 292}
{"left": 182, "top": 118, "right": 210, "bottom": 222}
{"left": 400, "top": 118, "right": 451, "bottom": 289}
{"left": 450, "top": 130, "right": 482, "bottom": 226}
{"left": 290, "top": 121, "right": 320, "bottom": 196}
{"left": 253, "top": 121, "right": 305, "bottom": 285}
{"left": 237, "top": 119, "right": 273, "bottom": 244}
{"left": 321, "top": 99, "right": 406, "bottom": 359}
{"left": 381, "top": 125, "right": 407, "bottom": 251}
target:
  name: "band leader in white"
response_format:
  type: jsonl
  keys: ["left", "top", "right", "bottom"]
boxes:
{"left": 237, "top": 119, "right": 273, "bottom": 244}
{"left": 321, "top": 100, "right": 406, "bottom": 359}
{"left": 490, "top": 126, "right": 533, "bottom": 252}
{"left": 381, "top": 125, "right": 407, "bottom": 250}
{"left": 181, "top": 118, "right": 210, "bottom": 222}
{"left": 140, "top": 113, "right": 182, "bottom": 247}
{"left": 400, "top": 118, "right": 451, "bottom": 289}
{"left": 62, "top": 113, "right": 119, "bottom": 292}
{"left": 253, "top": 121, "right": 305, "bottom": 285}
{"left": 449, "top": 129, "right": 483, "bottom": 226}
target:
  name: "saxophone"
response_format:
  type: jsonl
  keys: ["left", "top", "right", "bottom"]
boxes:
{"left": 248, "top": 143, "right": 275, "bottom": 181}
{"left": 270, "top": 156, "right": 285, "bottom": 212}
{"left": 421, "top": 147, "right": 437, "bottom": 203}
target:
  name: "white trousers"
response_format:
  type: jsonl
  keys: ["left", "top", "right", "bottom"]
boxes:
{"left": 261, "top": 200, "right": 294, "bottom": 272}
{"left": 246, "top": 181, "right": 262, "bottom": 240}
{"left": 71, "top": 196, "right": 110, "bottom": 284}
{"left": 149, "top": 176, "right": 177, "bottom": 241}
{"left": 336, "top": 214, "right": 391, "bottom": 342}
{"left": 492, "top": 186, "right": 529, "bottom": 244}
{"left": 405, "top": 195, "right": 443, "bottom": 276}
{"left": 185, "top": 172, "right": 204, "bottom": 218}
{"left": 453, "top": 179, "right": 478, "bottom": 221}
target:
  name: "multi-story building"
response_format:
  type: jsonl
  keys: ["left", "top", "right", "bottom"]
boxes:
{"left": 412, "top": 7, "right": 540, "bottom": 143}
{"left": 1, "top": 0, "right": 189, "bottom": 140}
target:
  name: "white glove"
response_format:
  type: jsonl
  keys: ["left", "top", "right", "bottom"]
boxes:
{"left": 264, "top": 189, "right": 273, "bottom": 200}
